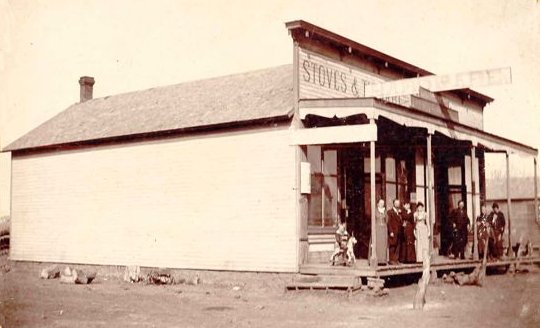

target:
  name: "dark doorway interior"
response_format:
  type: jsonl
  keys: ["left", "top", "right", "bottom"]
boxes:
{"left": 435, "top": 144, "right": 467, "bottom": 256}
{"left": 340, "top": 147, "right": 368, "bottom": 258}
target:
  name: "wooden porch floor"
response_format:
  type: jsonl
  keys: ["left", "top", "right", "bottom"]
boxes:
{"left": 299, "top": 255, "right": 540, "bottom": 278}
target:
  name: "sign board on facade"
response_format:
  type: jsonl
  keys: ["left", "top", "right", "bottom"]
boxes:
{"left": 298, "top": 48, "right": 411, "bottom": 107}
{"left": 365, "top": 67, "right": 512, "bottom": 98}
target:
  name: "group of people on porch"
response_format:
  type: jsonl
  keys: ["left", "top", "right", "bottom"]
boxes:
{"left": 334, "top": 198, "right": 507, "bottom": 266}
{"left": 446, "top": 200, "right": 506, "bottom": 261}
{"left": 475, "top": 202, "right": 506, "bottom": 260}
{"left": 374, "top": 199, "right": 430, "bottom": 265}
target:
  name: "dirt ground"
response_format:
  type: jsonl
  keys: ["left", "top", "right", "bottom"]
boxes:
{"left": 1, "top": 257, "right": 539, "bottom": 328}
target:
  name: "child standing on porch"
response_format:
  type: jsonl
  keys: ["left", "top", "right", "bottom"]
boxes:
{"left": 334, "top": 221, "right": 348, "bottom": 249}
{"left": 330, "top": 221, "right": 349, "bottom": 264}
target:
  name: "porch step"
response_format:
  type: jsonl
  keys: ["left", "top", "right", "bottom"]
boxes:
{"left": 286, "top": 274, "right": 362, "bottom": 292}
{"left": 307, "top": 251, "right": 334, "bottom": 264}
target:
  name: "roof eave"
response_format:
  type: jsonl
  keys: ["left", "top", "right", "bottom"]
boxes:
{"left": 5, "top": 112, "right": 294, "bottom": 155}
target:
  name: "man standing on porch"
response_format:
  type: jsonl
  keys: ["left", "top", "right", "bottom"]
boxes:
{"left": 449, "top": 200, "right": 470, "bottom": 260}
{"left": 387, "top": 199, "right": 403, "bottom": 265}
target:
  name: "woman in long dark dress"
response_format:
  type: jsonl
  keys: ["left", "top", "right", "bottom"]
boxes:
{"left": 400, "top": 201, "right": 416, "bottom": 263}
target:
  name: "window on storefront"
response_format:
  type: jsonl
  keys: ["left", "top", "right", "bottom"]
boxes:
{"left": 448, "top": 164, "right": 464, "bottom": 211}
{"left": 307, "top": 146, "right": 340, "bottom": 229}
{"left": 384, "top": 157, "right": 409, "bottom": 205}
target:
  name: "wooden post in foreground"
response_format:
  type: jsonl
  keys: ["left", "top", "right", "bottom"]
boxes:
{"left": 413, "top": 249, "right": 431, "bottom": 310}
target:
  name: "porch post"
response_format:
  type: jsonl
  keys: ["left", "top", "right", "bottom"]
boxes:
{"left": 535, "top": 157, "right": 538, "bottom": 224}
{"left": 471, "top": 145, "right": 479, "bottom": 260}
{"left": 426, "top": 131, "right": 434, "bottom": 255}
{"left": 506, "top": 153, "right": 512, "bottom": 257}
{"left": 369, "top": 119, "right": 378, "bottom": 268}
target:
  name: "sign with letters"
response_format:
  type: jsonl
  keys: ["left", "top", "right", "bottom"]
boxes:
{"left": 298, "top": 48, "right": 411, "bottom": 107}
{"left": 365, "top": 67, "right": 512, "bottom": 98}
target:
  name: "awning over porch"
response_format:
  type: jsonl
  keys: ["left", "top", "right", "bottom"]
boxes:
{"left": 298, "top": 98, "right": 538, "bottom": 157}
{"left": 290, "top": 123, "right": 377, "bottom": 145}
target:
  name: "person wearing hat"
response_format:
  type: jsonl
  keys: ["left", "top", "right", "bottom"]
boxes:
{"left": 387, "top": 198, "right": 403, "bottom": 265}
{"left": 487, "top": 202, "right": 506, "bottom": 259}
{"left": 448, "top": 200, "right": 469, "bottom": 260}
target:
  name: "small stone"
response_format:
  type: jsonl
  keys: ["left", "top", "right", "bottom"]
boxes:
{"left": 40, "top": 265, "right": 60, "bottom": 279}
{"left": 232, "top": 286, "right": 241, "bottom": 291}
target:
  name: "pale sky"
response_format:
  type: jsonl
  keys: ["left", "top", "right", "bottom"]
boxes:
{"left": 0, "top": 0, "right": 539, "bottom": 214}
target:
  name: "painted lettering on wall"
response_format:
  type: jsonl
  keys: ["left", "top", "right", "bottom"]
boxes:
{"left": 302, "top": 59, "right": 357, "bottom": 95}
{"left": 298, "top": 48, "right": 411, "bottom": 107}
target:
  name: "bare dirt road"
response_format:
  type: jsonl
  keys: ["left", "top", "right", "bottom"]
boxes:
{"left": 1, "top": 259, "right": 539, "bottom": 328}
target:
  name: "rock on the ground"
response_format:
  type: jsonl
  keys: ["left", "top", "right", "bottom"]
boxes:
{"left": 59, "top": 266, "right": 96, "bottom": 284}
{"left": 40, "top": 265, "right": 60, "bottom": 279}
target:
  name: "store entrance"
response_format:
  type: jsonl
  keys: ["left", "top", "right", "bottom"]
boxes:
{"left": 340, "top": 147, "right": 369, "bottom": 259}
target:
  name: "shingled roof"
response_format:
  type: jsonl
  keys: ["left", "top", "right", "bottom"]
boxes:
{"left": 5, "top": 64, "right": 294, "bottom": 152}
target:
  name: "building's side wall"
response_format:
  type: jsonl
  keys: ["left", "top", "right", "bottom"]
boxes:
{"left": 486, "top": 199, "right": 540, "bottom": 247}
{"left": 0, "top": 153, "right": 11, "bottom": 218}
{"left": 10, "top": 126, "right": 297, "bottom": 272}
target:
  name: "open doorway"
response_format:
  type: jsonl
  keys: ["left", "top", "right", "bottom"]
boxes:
{"left": 435, "top": 150, "right": 467, "bottom": 256}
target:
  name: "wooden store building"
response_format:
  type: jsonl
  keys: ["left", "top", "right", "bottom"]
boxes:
{"left": 4, "top": 20, "right": 539, "bottom": 274}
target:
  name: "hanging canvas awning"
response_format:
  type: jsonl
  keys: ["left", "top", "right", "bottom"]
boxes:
{"left": 298, "top": 98, "right": 538, "bottom": 157}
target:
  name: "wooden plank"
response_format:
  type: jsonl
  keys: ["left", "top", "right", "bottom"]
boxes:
{"left": 427, "top": 133, "right": 435, "bottom": 255}
{"left": 472, "top": 146, "right": 479, "bottom": 260}
{"left": 506, "top": 153, "right": 513, "bottom": 257}
{"left": 288, "top": 275, "right": 361, "bottom": 290}
{"left": 365, "top": 67, "right": 512, "bottom": 98}
{"left": 410, "top": 96, "right": 459, "bottom": 122}
{"left": 369, "top": 125, "right": 377, "bottom": 268}
{"left": 535, "top": 157, "right": 538, "bottom": 224}
{"left": 299, "top": 265, "right": 376, "bottom": 277}
{"left": 300, "top": 255, "right": 540, "bottom": 278}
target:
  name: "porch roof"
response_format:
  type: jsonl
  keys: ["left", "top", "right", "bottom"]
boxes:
{"left": 298, "top": 98, "right": 538, "bottom": 157}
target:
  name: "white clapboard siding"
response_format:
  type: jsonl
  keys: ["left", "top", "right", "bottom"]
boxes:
{"left": 11, "top": 126, "right": 297, "bottom": 272}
